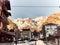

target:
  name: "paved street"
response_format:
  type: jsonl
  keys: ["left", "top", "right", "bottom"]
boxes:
{"left": 0, "top": 40, "right": 46, "bottom": 45}
{"left": 0, "top": 39, "right": 60, "bottom": 45}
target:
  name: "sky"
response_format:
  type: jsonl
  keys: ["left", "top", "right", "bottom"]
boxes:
{"left": 10, "top": 0, "right": 60, "bottom": 19}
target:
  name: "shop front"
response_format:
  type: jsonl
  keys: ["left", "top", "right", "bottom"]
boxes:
{"left": 20, "top": 29, "right": 31, "bottom": 41}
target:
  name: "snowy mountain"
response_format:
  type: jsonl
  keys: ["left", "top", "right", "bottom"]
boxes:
{"left": 8, "top": 12, "right": 60, "bottom": 31}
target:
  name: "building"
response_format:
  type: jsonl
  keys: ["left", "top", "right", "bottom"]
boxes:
{"left": 0, "top": 0, "right": 11, "bottom": 30}
{"left": 0, "top": 0, "right": 14, "bottom": 43}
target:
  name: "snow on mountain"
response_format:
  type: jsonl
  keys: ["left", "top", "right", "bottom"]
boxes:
{"left": 8, "top": 12, "right": 60, "bottom": 32}
{"left": 10, "top": 16, "right": 47, "bottom": 32}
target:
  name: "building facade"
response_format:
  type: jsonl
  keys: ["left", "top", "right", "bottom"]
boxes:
{"left": 0, "top": 0, "right": 14, "bottom": 42}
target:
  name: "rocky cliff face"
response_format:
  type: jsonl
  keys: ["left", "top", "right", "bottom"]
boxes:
{"left": 38, "top": 12, "right": 60, "bottom": 31}
{"left": 7, "top": 18, "right": 16, "bottom": 30}
{"left": 12, "top": 17, "right": 47, "bottom": 32}
{"left": 8, "top": 12, "right": 60, "bottom": 31}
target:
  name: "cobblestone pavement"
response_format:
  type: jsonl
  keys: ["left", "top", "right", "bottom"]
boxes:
{"left": 46, "top": 38, "right": 60, "bottom": 45}
{"left": 0, "top": 39, "right": 60, "bottom": 45}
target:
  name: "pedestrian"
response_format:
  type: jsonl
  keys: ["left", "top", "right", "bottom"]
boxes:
{"left": 13, "top": 24, "right": 20, "bottom": 44}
